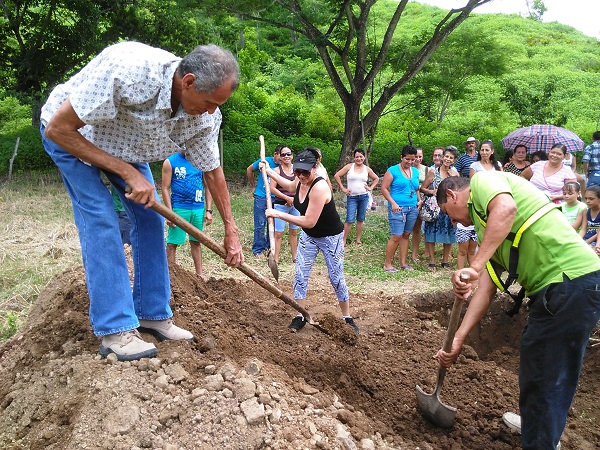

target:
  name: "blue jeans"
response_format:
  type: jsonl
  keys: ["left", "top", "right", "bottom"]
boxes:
{"left": 274, "top": 203, "right": 300, "bottom": 232}
{"left": 387, "top": 205, "right": 419, "bottom": 235}
{"left": 252, "top": 195, "right": 269, "bottom": 255}
{"left": 587, "top": 171, "right": 600, "bottom": 188}
{"left": 41, "top": 126, "right": 172, "bottom": 336}
{"left": 520, "top": 271, "right": 600, "bottom": 449}
{"left": 345, "top": 193, "right": 369, "bottom": 223}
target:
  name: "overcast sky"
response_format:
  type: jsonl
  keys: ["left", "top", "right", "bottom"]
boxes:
{"left": 414, "top": 0, "right": 599, "bottom": 39}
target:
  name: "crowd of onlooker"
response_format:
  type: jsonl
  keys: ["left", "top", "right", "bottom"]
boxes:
{"left": 154, "top": 130, "right": 600, "bottom": 279}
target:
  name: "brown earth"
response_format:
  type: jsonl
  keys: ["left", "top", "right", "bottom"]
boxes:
{"left": 0, "top": 263, "right": 598, "bottom": 449}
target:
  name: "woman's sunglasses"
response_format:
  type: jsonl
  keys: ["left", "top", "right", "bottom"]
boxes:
{"left": 280, "top": 152, "right": 293, "bottom": 157}
{"left": 294, "top": 169, "right": 311, "bottom": 177}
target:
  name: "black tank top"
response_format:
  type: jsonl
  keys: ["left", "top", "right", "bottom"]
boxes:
{"left": 294, "top": 177, "right": 343, "bottom": 238}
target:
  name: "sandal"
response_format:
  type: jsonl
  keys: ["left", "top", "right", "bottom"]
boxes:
{"left": 428, "top": 264, "right": 437, "bottom": 271}
{"left": 441, "top": 262, "right": 451, "bottom": 270}
{"left": 400, "top": 265, "right": 414, "bottom": 271}
{"left": 383, "top": 266, "right": 399, "bottom": 273}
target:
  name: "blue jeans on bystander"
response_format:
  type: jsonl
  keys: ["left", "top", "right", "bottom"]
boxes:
{"left": 252, "top": 195, "right": 269, "bottom": 255}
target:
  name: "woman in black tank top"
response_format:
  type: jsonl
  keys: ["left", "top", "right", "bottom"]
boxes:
{"left": 261, "top": 148, "right": 359, "bottom": 334}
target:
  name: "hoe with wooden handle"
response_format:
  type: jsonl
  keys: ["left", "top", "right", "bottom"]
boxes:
{"left": 258, "top": 135, "right": 279, "bottom": 282}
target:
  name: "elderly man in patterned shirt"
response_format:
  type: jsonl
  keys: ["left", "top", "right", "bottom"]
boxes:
{"left": 41, "top": 42, "right": 243, "bottom": 361}
{"left": 583, "top": 131, "right": 600, "bottom": 188}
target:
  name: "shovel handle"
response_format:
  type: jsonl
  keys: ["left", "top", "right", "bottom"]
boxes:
{"left": 149, "top": 201, "right": 314, "bottom": 322}
{"left": 444, "top": 272, "right": 470, "bottom": 350}
{"left": 259, "top": 136, "right": 277, "bottom": 245}
{"left": 434, "top": 272, "right": 470, "bottom": 393}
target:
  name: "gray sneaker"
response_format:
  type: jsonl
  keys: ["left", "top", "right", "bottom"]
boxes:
{"left": 138, "top": 319, "right": 193, "bottom": 341}
{"left": 99, "top": 330, "right": 157, "bottom": 361}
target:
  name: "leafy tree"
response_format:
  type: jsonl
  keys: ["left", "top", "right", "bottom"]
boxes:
{"left": 407, "top": 22, "right": 508, "bottom": 129}
{"left": 527, "top": 0, "right": 547, "bottom": 21}
{"left": 200, "top": 0, "right": 494, "bottom": 167}
{"left": 500, "top": 76, "right": 567, "bottom": 127}
{"left": 0, "top": 0, "right": 235, "bottom": 121}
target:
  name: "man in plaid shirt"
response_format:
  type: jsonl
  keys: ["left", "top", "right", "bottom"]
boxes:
{"left": 583, "top": 131, "right": 600, "bottom": 187}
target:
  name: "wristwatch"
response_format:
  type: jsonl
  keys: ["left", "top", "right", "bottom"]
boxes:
{"left": 206, "top": 209, "right": 213, "bottom": 213}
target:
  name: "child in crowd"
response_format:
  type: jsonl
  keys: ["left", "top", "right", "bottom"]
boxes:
{"left": 582, "top": 185, "right": 600, "bottom": 248}
{"left": 561, "top": 182, "right": 586, "bottom": 232}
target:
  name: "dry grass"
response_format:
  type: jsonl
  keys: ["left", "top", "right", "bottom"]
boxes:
{"left": 0, "top": 171, "right": 454, "bottom": 340}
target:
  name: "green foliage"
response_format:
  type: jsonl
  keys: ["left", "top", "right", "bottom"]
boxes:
{"left": 260, "top": 89, "right": 308, "bottom": 138}
{"left": 1, "top": 0, "right": 600, "bottom": 176}
{"left": 0, "top": 124, "right": 50, "bottom": 175}
{"left": 0, "top": 312, "right": 18, "bottom": 341}
{"left": 501, "top": 75, "right": 567, "bottom": 127}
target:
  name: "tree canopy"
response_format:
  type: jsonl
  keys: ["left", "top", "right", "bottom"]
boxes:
{"left": 1, "top": 0, "right": 599, "bottom": 175}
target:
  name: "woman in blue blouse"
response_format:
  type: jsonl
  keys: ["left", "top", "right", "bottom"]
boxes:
{"left": 381, "top": 145, "right": 422, "bottom": 271}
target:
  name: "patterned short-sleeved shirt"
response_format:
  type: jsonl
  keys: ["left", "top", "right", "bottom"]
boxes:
{"left": 41, "top": 41, "right": 221, "bottom": 172}
{"left": 583, "top": 141, "right": 600, "bottom": 172}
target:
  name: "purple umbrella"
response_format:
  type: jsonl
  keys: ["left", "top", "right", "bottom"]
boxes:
{"left": 501, "top": 124, "right": 584, "bottom": 154}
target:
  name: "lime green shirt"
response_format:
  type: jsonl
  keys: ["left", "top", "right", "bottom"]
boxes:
{"left": 469, "top": 172, "right": 600, "bottom": 295}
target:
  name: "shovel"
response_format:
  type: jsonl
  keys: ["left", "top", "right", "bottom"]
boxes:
{"left": 149, "top": 200, "right": 328, "bottom": 334}
{"left": 416, "top": 272, "right": 470, "bottom": 428}
{"left": 258, "top": 135, "right": 280, "bottom": 281}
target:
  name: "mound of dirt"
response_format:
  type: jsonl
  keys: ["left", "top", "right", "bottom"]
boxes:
{"left": 0, "top": 264, "right": 598, "bottom": 449}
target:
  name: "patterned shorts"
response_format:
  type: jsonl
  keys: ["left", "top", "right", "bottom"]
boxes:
{"left": 456, "top": 226, "right": 477, "bottom": 243}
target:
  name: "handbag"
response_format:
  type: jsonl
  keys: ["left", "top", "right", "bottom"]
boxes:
{"left": 419, "top": 194, "right": 440, "bottom": 222}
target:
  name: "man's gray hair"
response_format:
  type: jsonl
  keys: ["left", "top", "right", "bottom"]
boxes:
{"left": 178, "top": 44, "right": 240, "bottom": 93}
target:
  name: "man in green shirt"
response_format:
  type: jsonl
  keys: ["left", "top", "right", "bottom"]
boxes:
{"left": 435, "top": 172, "right": 600, "bottom": 450}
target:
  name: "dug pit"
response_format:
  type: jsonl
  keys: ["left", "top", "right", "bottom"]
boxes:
{"left": 0, "top": 265, "right": 598, "bottom": 449}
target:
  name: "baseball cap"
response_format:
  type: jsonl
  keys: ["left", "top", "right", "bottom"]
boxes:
{"left": 293, "top": 150, "right": 317, "bottom": 171}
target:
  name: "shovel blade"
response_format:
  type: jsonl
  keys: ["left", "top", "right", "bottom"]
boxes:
{"left": 416, "top": 384, "right": 457, "bottom": 428}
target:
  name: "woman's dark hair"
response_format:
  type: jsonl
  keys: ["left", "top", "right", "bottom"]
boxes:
{"left": 478, "top": 139, "right": 501, "bottom": 170}
{"left": 502, "top": 150, "right": 514, "bottom": 166}
{"left": 550, "top": 143, "right": 567, "bottom": 155}
{"left": 530, "top": 150, "right": 548, "bottom": 161}
{"left": 514, "top": 144, "right": 528, "bottom": 153}
{"left": 304, "top": 146, "right": 322, "bottom": 161}
{"left": 401, "top": 145, "right": 417, "bottom": 158}
{"left": 354, "top": 148, "right": 365, "bottom": 156}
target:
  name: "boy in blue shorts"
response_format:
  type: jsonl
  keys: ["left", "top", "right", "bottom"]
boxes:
{"left": 161, "top": 151, "right": 212, "bottom": 279}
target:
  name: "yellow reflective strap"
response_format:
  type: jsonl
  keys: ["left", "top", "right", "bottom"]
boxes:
{"left": 512, "top": 202, "right": 557, "bottom": 247}
{"left": 486, "top": 261, "right": 505, "bottom": 292}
